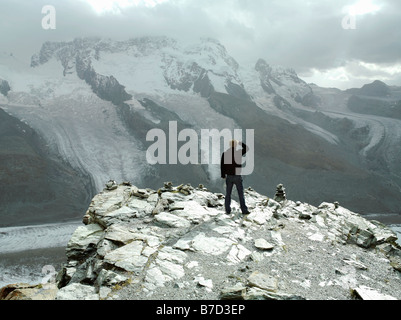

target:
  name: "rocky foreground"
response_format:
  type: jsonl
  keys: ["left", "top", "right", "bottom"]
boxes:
{"left": 2, "top": 181, "right": 401, "bottom": 300}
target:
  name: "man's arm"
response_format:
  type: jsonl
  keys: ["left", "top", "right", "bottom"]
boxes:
{"left": 220, "top": 153, "right": 226, "bottom": 178}
{"left": 240, "top": 142, "right": 249, "bottom": 156}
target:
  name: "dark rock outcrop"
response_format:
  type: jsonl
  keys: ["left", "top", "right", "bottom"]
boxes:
{"left": 0, "top": 79, "right": 11, "bottom": 96}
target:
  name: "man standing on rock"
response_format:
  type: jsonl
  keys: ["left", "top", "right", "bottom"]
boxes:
{"left": 221, "top": 139, "right": 250, "bottom": 215}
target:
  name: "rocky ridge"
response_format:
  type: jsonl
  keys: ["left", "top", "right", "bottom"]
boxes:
{"left": 14, "top": 181, "right": 401, "bottom": 300}
{"left": 2, "top": 181, "right": 401, "bottom": 300}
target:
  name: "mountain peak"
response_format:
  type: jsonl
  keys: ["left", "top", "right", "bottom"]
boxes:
{"left": 360, "top": 80, "right": 390, "bottom": 96}
{"left": 28, "top": 36, "right": 241, "bottom": 95}
{"left": 345, "top": 79, "right": 390, "bottom": 97}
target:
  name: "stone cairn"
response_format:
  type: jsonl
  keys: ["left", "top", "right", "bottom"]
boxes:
{"left": 273, "top": 184, "right": 286, "bottom": 202}
{"left": 105, "top": 180, "right": 118, "bottom": 191}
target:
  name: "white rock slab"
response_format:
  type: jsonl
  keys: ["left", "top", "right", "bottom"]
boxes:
{"left": 154, "top": 212, "right": 191, "bottom": 228}
{"left": 194, "top": 276, "right": 213, "bottom": 291}
{"left": 254, "top": 238, "right": 274, "bottom": 250}
{"left": 352, "top": 286, "right": 397, "bottom": 300}
{"left": 56, "top": 283, "right": 99, "bottom": 300}
{"left": 248, "top": 271, "right": 278, "bottom": 292}
{"left": 66, "top": 223, "right": 104, "bottom": 258}
{"left": 308, "top": 233, "right": 325, "bottom": 242}
{"left": 247, "top": 209, "right": 273, "bottom": 225}
{"left": 104, "top": 240, "right": 148, "bottom": 272}
{"left": 227, "top": 244, "right": 252, "bottom": 264}
{"left": 190, "top": 233, "right": 234, "bottom": 255}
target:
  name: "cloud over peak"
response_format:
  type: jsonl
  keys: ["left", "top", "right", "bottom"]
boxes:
{"left": 1, "top": 0, "right": 400, "bottom": 89}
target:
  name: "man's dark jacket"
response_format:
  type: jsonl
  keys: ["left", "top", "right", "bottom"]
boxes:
{"left": 220, "top": 142, "right": 249, "bottom": 178}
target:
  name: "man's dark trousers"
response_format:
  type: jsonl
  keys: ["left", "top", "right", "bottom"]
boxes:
{"left": 225, "top": 175, "right": 248, "bottom": 214}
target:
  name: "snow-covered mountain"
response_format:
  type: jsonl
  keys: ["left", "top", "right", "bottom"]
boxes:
{"left": 1, "top": 36, "right": 401, "bottom": 225}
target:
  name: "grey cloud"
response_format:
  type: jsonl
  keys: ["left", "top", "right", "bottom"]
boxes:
{"left": 1, "top": 0, "right": 400, "bottom": 88}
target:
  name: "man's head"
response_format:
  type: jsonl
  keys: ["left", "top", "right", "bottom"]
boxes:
{"left": 230, "top": 139, "right": 238, "bottom": 148}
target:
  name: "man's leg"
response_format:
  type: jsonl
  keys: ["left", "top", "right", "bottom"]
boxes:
{"left": 225, "top": 175, "right": 234, "bottom": 214}
{"left": 234, "top": 176, "right": 249, "bottom": 214}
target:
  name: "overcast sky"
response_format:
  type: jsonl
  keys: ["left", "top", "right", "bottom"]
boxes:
{"left": 1, "top": 0, "right": 400, "bottom": 89}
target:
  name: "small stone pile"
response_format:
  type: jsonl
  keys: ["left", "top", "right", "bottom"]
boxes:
{"left": 105, "top": 180, "right": 118, "bottom": 191}
{"left": 273, "top": 184, "right": 286, "bottom": 202}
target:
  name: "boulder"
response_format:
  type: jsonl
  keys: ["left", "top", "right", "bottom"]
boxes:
{"left": 298, "top": 211, "right": 312, "bottom": 220}
{"left": 220, "top": 284, "right": 247, "bottom": 300}
{"left": 96, "top": 269, "right": 128, "bottom": 287}
{"left": 308, "top": 233, "right": 325, "bottom": 242}
{"left": 243, "top": 288, "right": 306, "bottom": 300}
{"left": 227, "top": 244, "right": 252, "bottom": 264}
{"left": 269, "top": 230, "right": 286, "bottom": 247}
{"left": 104, "top": 240, "right": 148, "bottom": 273}
{"left": 56, "top": 283, "right": 99, "bottom": 300}
{"left": 243, "top": 287, "right": 305, "bottom": 300}
{"left": 247, "top": 271, "right": 278, "bottom": 292}
{"left": 65, "top": 223, "right": 104, "bottom": 259}
{"left": 154, "top": 212, "right": 191, "bottom": 228}
{"left": 254, "top": 238, "right": 274, "bottom": 250}
{"left": 351, "top": 286, "right": 397, "bottom": 300}
{"left": 145, "top": 247, "right": 186, "bottom": 290}
{"left": 247, "top": 209, "right": 274, "bottom": 225}
{"left": 104, "top": 224, "right": 139, "bottom": 245}
{"left": 152, "top": 198, "right": 169, "bottom": 215}
{"left": 369, "top": 220, "right": 398, "bottom": 244}
{"left": 95, "top": 206, "right": 137, "bottom": 227}
{"left": 343, "top": 258, "right": 368, "bottom": 270}
{"left": 190, "top": 233, "right": 234, "bottom": 255}
{"left": 220, "top": 284, "right": 305, "bottom": 301}
{"left": 67, "top": 256, "right": 99, "bottom": 285}
{"left": 0, "top": 283, "right": 58, "bottom": 300}
{"left": 174, "top": 231, "right": 235, "bottom": 255}
{"left": 388, "top": 249, "right": 401, "bottom": 272}
{"left": 130, "top": 185, "right": 151, "bottom": 199}
{"left": 194, "top": 277, "right": 213, "bottom": 290}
